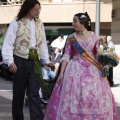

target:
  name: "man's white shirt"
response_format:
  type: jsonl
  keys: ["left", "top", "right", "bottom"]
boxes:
{"left": 51, "top": 35, "right": 67, "bottom": 50}
{"left": 107, "top": 41, "right": 115, "bottom": 49}
{"left": 2, "top": 19, "right": 50, "bottom": 66}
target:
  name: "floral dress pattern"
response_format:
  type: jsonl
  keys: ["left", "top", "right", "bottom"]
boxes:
{"left": 44, "top": 32, "right": 118, "bottom": 120}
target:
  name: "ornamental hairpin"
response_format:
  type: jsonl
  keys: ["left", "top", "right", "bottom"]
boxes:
{"left": 80, "top": 15, "right": 87, "bottom": 19}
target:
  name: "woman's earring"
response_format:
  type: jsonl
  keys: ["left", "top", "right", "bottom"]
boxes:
{"left": 88, "top": 21, "right": 91, "bottom": 26}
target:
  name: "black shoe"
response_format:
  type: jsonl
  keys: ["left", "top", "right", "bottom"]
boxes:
{"left": 110, "top": 83, "right": 114, "bottom": 87}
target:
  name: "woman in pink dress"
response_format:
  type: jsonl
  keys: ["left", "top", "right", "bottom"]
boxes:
{"left": 44, "top": 12, "right": 118, "bottom": 120}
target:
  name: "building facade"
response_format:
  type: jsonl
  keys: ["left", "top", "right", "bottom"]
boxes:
{"left": 111, "top": 0, "right": 120, "bottom": 83}
{"left": 111, "top": 0, "right": 120, "bottom": 44}
{"left": 0, "top": 0, "right": 112, "bottom": 43}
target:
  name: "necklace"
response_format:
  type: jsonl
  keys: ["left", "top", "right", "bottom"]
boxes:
{"left": 82, "top": 29, "right": 88, "bottom": 34}
{"left": 78, "top": 29, "right": 88, "bottom": 35}
{"left": 78, "top": 29, "right": 88, "bottom": 36}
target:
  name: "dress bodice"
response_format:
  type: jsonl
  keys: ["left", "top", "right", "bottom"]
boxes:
{"left": 60, "top": 31, "right": 99, "bottom": 64}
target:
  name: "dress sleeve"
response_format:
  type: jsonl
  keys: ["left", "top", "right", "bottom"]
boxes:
{"left": 92, "top": 32, "right": 100, "bottom": 56}
{"left": 95, "top": 40, "right": 100, "bottom": 55}
{"left": 60, "top": 38, "right": 72, "bottom": 63}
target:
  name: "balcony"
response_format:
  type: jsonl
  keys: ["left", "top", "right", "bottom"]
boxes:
{"left": 0, "top": 0, "right": 111, "bottom": 5}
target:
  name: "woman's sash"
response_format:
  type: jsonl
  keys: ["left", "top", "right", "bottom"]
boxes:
{"left": 68, "top": 34, "right": 102, "bottom": 72}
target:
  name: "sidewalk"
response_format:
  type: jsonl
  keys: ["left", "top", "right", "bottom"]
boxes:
{"left": 0, "top": 96, "right": 30, "bottom": 120}
{"left": 111, "top": 45, "right": 120, "bottom": 119}
{"left": 111, "top": 62, "right": 120, "bottom": 119}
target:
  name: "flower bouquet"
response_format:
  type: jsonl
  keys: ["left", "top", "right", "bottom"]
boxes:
{"left": 98, "top": 47, "right": 119, "bottom": 76}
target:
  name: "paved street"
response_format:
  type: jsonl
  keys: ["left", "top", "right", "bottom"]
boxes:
{"left": 0, "top": 67, "right": 120, "bottom": 120}
{"left": 0, "top": 96, "right": 30, "bottom": 120}
{"left": 0, "top": 77, "right": 30, "bottom": 120}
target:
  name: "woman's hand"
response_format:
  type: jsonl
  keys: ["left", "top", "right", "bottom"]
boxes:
{"left": 9, "top": 63, "right": 17, "bottom": 73}
{"left": 57, "top": 73, "right": 64, "bottom": 85}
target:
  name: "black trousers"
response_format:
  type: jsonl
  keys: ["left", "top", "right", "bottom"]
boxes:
{"left": 12, "top": 55, "right": 44, "bottom": 120}
{"left": 107, "top": 67, "right": 114, "bottom": 86}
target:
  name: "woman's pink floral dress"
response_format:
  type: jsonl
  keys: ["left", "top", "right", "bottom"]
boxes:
{"left": 44, "top": 32, "right": 118, "bottom": 120}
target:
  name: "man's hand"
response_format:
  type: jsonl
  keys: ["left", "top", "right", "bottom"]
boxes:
{"left": 44, "top": 65, "right": 50, "bottom": 71}
{"left": 9, "top": 63, "right": 17, "bottom": 73}
{"left": 48, "top": 62, "right": 55, "bottom": 71}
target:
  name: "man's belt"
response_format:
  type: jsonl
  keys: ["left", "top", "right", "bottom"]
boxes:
{"left": 28, "top": 48, "right": 50, "bottom": 98}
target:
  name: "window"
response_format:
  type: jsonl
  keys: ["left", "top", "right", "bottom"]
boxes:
{"left": 112, "top": 9, "right": 117, "bottom": 18}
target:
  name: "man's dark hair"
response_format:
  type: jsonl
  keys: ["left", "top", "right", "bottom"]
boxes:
{"left": 60, "top": 34, "right": 64, "bottom": 39}
{"left": 17, "top": 0, "right": 40, "bottom": 21}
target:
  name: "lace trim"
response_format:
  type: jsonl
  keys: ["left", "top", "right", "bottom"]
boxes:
{"left": 59, "top": 55, "right": 70, "bottom": 63}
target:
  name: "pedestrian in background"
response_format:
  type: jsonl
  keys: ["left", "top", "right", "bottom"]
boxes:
{"left": 51, "top": 34, "right": 66, "bottom": 51}
{"left": 99, "top": 35, "right": 108, "bottom": 50}
{"left": 107, "top": 35, "right": 115, "bottom": 87}
{"left": 51, "top": 34, "right": 67, "bottom": 58}
{"left": 53, "top": 48, "right": 62, "bottom": 65}
{"left": 2, "top": 0, "right": 54, "bottom": 120}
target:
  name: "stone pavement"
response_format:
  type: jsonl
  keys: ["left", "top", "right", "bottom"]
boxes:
{"left": 0, "top": 77, "right": 46, "bottom": 120}
{"left": 112, "top": 64, "right": 120, "bottom": 119}
{"left": 112, "top": 45, "right": 120, "bottom": 119}
{"left": 0, "top": 77, "right": 30, "bottom": 120}
{"left": 0, "top": 96, "right": 30, "bottom": 120}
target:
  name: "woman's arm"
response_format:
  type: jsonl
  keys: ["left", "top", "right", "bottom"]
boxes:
{"left": 56, "top": 60, "right": 67, "bottom": 84}
{"left": 59, "top": 60, "right": 67, "bottom": 75}
{"left": 56, "top": 37, "right": 72, "bottom": 84}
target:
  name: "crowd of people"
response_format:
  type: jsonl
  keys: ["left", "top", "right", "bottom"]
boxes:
{"left": 0, "top": 0, "right": 118, "bottom": 120}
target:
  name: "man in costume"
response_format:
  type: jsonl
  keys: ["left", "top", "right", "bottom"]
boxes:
{"left": 2, "top": 0, "right": 54, "bottom": 120}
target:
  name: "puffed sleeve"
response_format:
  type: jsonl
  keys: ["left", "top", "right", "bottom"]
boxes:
{"left": 60, "top": 38, "right": 72, "bottom": 63}
{"left": 94, "top": 40, "right": 100, "bottom": 55}
{"left": 92, "top": 33, "right": 100, "bottom": 56}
